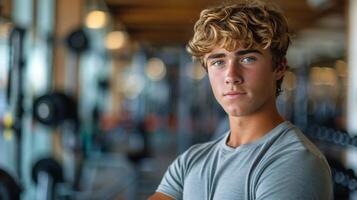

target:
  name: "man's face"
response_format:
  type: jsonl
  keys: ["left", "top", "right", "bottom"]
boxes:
{"left": 204, "top": 46, "right": 285, "bottom": 117}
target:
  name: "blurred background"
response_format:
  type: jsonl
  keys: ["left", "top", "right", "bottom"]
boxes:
{"left": 0, "top": 0, "right": 356, "bottom": 199}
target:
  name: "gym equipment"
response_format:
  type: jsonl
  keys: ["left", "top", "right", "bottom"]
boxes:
{"left": 65, "top": 28, "right": 89, "bottom": 54}
{"left": 32, "top": 28, "right": 89, "bottom": 124}
{"left": 33, "top": 92, "right": 78, "bottom": 127}
{"left": 6, "top": 26, "right": 26, "bottom": 179}
{"left": 30, "top": 28, "right": 89, "bottom": 194}
{"left": 306, "top": 124, "right": 355, "bottom": 147}
{"left": 60, "top": 28, "right": 89, "bottom": 189}
{"left": 32, "top": 29, "right": 86, "bottom": 127}
{"left": 2, "top": 16, "right": 89, "bottom": 200}
{"left": 0, "top": 168, "right": 21, "bottom": 200}
{"left": 33, "top": 29, "right": 89, "bottom": 127}
{"left": 32, "top": 158, "right": 63, "bottom": 200}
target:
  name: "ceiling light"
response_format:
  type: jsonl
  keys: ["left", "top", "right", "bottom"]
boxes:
{"left": 187, "top": 62, "right": 206, "bottom": 80}
{"left": 85, "top": 10, "right": 108, "bottom": 29}
{"left": 145, "top": 58, "right": 167, "bottom": 81}
{"left": 105, "top": 31, "right": 127, "bottom": 50}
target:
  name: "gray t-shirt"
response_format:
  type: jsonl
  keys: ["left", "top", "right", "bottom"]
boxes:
{"left": 156, "top": 121, "right": 333, "bottom": 200}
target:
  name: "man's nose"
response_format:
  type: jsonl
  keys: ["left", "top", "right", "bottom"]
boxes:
{"left": 225, "top": 61, "right": 243, "bottom": 85}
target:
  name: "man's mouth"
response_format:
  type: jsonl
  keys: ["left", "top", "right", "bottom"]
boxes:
{"left": 223, "top": 91, "right": 247, "bottom": 99}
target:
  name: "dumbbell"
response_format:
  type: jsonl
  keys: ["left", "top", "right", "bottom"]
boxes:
{"left": 33, "top": 92, "right": 77, "bottom": 127}
{"left": 65, "top": 28, "right": 89, "bottom": 54}
{"left": 32, "top": 158, "right": 63, "bottom": 200}
{"left": 0, "top": 168, "right": 21, "bottom": 200}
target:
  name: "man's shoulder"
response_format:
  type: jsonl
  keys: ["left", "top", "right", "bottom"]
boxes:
{"left": 255, "top": 126, "right": 333, "bottom": 200}
{"left": 257, "top": 123, "right": 331, "bottom": 180}
{"left": 263, "top": 122, "right": 329, "bottom": 169}
{"left": 270, "top": 122, "right": 324, "bottom": 157}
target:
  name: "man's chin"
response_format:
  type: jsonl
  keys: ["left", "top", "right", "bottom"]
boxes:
{"left": 225, "top": 108, "right": 247, "bottom": 117}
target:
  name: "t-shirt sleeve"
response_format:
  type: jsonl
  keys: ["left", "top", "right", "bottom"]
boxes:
{"left": 255, "top": 150, "right": 333, "bottom": 200}
{"left": 156, "top": 152, "right": 187, "bottom": 200}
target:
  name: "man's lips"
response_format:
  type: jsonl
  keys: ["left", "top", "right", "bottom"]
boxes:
{"left": 223, "top": 91, "right": 247, "bottom": 99}
{"left": 224, "top": 91, "right": 246, "bottom": 96}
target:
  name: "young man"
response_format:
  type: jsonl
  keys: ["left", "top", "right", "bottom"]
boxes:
{"left": 150, "top": 1, "right": 333, "bottom": 199}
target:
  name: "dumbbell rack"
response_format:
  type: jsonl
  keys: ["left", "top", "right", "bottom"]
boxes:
{"left": 0, "top": 26, "right": 26, "bottom": 200}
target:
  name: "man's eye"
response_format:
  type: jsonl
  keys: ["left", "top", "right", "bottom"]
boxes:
{"left": 211, "top": 60, "right": 225, "bottom": 67}
{"left": 241, "top": 57, "right": 256, "bottom": 64}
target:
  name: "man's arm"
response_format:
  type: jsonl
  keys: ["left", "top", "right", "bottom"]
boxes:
{"left": 151, "top": 146, "right": 193, "bottom": 200}
{"left": 148, "top": 192, "right": 174, "bottom": 200}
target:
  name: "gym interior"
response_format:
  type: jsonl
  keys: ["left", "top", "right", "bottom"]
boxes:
{"left": 0, "top": 0, "right": 355, "bottom": 199}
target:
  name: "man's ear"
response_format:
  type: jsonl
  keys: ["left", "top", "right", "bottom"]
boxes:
{"left": 275, "top": 58, "right": 287, "bottom": 80}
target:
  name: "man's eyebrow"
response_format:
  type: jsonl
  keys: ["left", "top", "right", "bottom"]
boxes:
{"left": 236, "top": 49, "right": 262, "bottom": 55}
{"left": 206, "top": 53, "right": 226, "bottom": 60}
{"left": 206, "top": 49, "right": 262, "bottom": 61}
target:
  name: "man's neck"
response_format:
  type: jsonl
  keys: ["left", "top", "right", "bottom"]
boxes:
{"left": 227, "top": 108, "right": 285, "bottom": 148}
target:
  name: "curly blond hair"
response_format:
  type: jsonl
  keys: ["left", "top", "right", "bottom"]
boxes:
{"left": 187, "top": 0, "right": 291, "bottom": 95}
